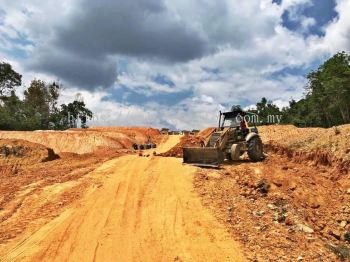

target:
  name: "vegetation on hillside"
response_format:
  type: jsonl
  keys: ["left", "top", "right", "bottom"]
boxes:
{"left": 249, "top": 51, "right": 350, "bottom": 127}
{"left": 0, "top": 62, "right": 92, "bottom": 130}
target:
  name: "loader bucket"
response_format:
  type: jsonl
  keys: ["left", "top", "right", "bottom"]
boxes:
{"left": 183, "top": 147, "right": 224, "bottom": 168}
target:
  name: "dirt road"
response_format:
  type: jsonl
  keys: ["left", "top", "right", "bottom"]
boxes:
{"left": 1, "top": 136, "right": 244, "bottom": 262}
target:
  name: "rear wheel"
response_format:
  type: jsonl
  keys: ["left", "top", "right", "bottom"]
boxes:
{"left": 247, "top": 136, "right": 264, "bottom": 162}
{"left": 230, "top": 144, "right": 241, "bottom": 160}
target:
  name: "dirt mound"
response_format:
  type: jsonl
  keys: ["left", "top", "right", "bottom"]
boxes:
{"left": 71, "top": 126, "right": 161, "bottom": 143}
{"left": 158, "top": 127, "right": 215, "bottom": 158}
{"left": 259, "top": 124, "right": 350, "bottom": 160}
{"left": 265, "top": 142, "right": 350, "bottom": 176}
{"left": 259, "top": 124, "right": 350, "bottom": 175}
{"left": 0, "top": 127, "right": 161, "bottom": 154}
{"left": 159, "top": 136, "right": 203, "bottom": 157}
{"left": 86, "top": 126, "right": 160, "bottom": 137}
{"left": 197, "top": 127, "right": 216, "bottom": 138}
{"left": 0, "top": 131, "right": 125, "bottom": 154}
{"left": 0, "top": 139, "right": 58, "bottom": 166}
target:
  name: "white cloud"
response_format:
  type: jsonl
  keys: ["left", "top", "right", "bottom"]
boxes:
{"left": 272, "top": 99, "right": 290, "bottom": 109}
{"left": 300, "top": 17, "right": 316, "bottom": 33}
{"left": 280, "top": 0, "right": 313, "bottom": 10}
{"left": 1, "top": 0, "right": 349, "bottom": 129}
{"left": 58, "top": 87, "right": 222, "bottom": 130}
{"left": 323, "top": 0, "right": 350, "bottom": 53}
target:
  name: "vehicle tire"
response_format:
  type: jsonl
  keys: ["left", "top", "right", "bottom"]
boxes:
{"left": 247, "top": 136, "right": 264, "bottom": 162}
{"left": 230, "top": 144, "right": 241, "bottom": 160}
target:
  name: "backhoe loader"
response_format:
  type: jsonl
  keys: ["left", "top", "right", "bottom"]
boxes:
{"left": 183, "top": 107, "right": 264, "bottom": 167}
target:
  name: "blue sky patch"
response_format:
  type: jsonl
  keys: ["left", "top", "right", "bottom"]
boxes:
{"left": 281, "top": 0, "right": 337, "bottom": 36}
{"left": 0, "top": 29, "right": 34, "bottom": 59}
{"left": 202, "top": 67, "right": 221, "bottom": 75}
{"left": 303, "top": 0, "right": 337, "bottom": 35}
{"left": 269, "top": 66, "right": 309, "bottom": 78}
{"left": 103, "top": 85, "right": 194, "bottom": 106}
{"left": 152, "top": 74, "right": 175, "bottom": 87}
{"left": 272, "top": 0, "right": 282, "bottom": 5}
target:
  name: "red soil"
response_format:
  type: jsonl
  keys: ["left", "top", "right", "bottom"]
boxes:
{"left": 0, "top": 127, "right": 160, "bottom": 154}
{"left": 158, "top": 135, "right": 203, "bottom": 157}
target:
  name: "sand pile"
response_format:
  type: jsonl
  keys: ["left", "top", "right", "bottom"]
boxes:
{"left": 159, "top": 136, "right": 203, "bottom": 157}
{"left": 76, "top": 126, "right": 161, "bottom": 143}
{"left": 197, "top": 127, "right": 216, "bottom": 138}
{"left": 259, "top": 124, "right": 350, "bottom": 159}
{"left": 159, "top": 127, "right": 216, "bottom": 158}
{"left": 0, "top": 131, "right": 122, "bottom": 154}
{"left": 86, "top": 126, "right": 160, "bottom": 138}
{"left": 259, "top": 125, "right": 350, "bottom": 174}
{"left": 0, "top": 127, "right": 161, "bottom": 154}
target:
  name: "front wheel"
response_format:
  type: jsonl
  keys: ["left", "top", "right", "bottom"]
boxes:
{"left": 247, "top": 136, "right": 264, "bottom": 162}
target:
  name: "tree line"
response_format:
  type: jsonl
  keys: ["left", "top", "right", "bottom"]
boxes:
{"left": 249, "top": 51, "right": 350, "bottom": 128}
{"left": 0, "top": 63, "right": 93, "bottom": 131}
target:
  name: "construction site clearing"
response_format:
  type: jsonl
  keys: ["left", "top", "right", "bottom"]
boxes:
{"left": 0, "top": 125, "right": 350, "bottom": 261}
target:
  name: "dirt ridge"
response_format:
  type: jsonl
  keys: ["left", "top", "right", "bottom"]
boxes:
{"left": 265, "top": 142, "right": 350, "bottom": 176}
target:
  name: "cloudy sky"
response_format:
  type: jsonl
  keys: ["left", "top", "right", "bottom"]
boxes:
{"left": 1, "top": 0, "right": 349, "bottom": 129}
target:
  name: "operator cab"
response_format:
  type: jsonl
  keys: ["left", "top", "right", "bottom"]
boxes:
{"left": 220, "top": 109, "right": 249, "bottom": 131}
{"left": 218, "top": 107, "right": 259, "bottom": 136}
{"left": 222, "top": 116, "right": 241, "bottom": 128}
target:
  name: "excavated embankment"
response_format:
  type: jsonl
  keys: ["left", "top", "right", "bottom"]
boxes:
{"left": 0, "top": 127, "right": 161, "bottom": 154}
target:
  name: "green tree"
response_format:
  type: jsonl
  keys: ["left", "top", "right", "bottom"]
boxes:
{"left": 23, "top": 80, "right": 51, "bottom": 130}
{"left": 304, "top": 51, "right": 350, "bottom": 127}
{"left": 22, "top": 80, "right": 63, "bottom": 130}
{"left": 0, "top": 62, "right": 93, "bottom": 131}
{"left": 0, "top": 62, "right": 22, "bottom": 98}
{"left": 0, "top": 91, "right": 25, "bottom": 130}
{"left": 60, "top": 100, "right": 93, "bottom": 129}
{"left": 251, "top": 97, "right": 282, "bottom": 124}
{"left": 282, "top": 51, "right": 350, "bottom": 127}
{"left": 0, "top": 63, "right": 23, "bottom": 130}
{"left": 318, "top": 51, "right": 350, "bottom": 124}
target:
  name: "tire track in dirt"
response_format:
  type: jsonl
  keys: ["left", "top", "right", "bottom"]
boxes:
{"left": 1, "top": 136, "right": 245, "bottom": 262}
